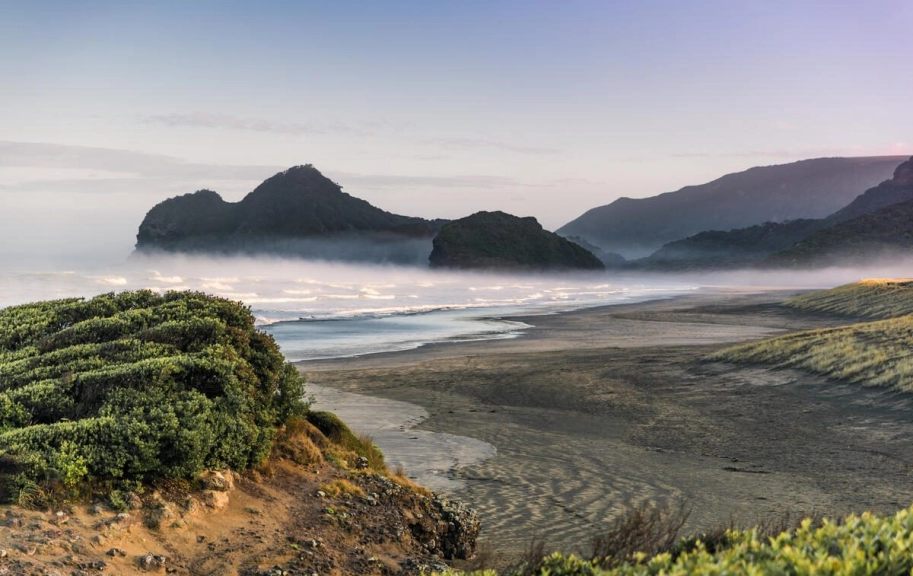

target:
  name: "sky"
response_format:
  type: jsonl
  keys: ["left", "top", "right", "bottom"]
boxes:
{"left": 1, "top": 0, "right": 912, "bottom": 264}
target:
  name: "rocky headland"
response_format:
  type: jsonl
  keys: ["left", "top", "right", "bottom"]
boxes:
{"left": 429, "top": 211, "right": 604, "bottom": 271}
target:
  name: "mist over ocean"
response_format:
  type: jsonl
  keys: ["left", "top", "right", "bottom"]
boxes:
{"left": 4, "top": 252, "right": 913, "bottom": 361}
{"left": 0, "top": 254, "right": 703, "bottom": 360}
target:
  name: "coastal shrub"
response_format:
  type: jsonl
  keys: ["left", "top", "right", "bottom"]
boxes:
{"left": 0, "top": 290, "right": 308, "bottom": 502}
{"left": 445, "top": 506, "right": 913, "bottom": 575}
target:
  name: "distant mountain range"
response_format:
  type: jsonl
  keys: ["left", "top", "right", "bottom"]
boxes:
{"left": 635, "top": 156, "right": 913, "bottom": 270}
{"left": 762, "top": 158, "right": 913, "bottom": 268}
{"left": 134, "top": 156, "right": 913, "bottom": 272}
{"left": 557, "top": 157, "right": 906, "bottom": 258}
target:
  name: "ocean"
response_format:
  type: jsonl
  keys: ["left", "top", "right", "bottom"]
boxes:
{"left": 0, "top": 254, "right": 700, "bottom": 361}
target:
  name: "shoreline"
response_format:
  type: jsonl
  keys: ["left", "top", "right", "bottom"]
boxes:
{"left": 301, "top": 288, "right": 800, "bottom": 371}
{"left": 298, "top": 289, "right": 913, "bottom": 556}
{"left": 305, "top": 382, "right": 497, "bottom": 493}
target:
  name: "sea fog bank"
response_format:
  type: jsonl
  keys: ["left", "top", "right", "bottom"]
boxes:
{"left": 4, "top": 254, "right": 913, "bottom": 361}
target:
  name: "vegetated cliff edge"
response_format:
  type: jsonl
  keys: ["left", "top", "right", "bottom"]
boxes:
{"left": 557, "top": 156, "right": 905, "bottom": 258}
{"left": 429, "top": 211, "right": 604, "bottom": 271}
{"left": 135, "top": 165, "right": 444, "bottom": 265}
{"left": 0, "top": 291, "right": 479, "bottom": 575}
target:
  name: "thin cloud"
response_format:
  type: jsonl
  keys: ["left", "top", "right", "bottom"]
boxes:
{"left": 421, "top": 137, "right": 560, "bottom": 156}
{"left": 672, "top": 145, "right": 912, "bottom": 160}
{"left": 143, "top": 112, "right": 363, "bottom": 136}
{"left": 327, "top": 171, "right": 520, "bottom": 189}
{"left": 0, "top": 141, "right": 284, "bottom": 183}
{"left": 773, "top": 120, "right": 795, "bottom": 131}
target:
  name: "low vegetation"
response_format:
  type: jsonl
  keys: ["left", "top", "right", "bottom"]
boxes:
{"left": 0, "top": 290, "right": 309, "bottom": 503}
{"left": 447, "top": 504, "right": 913, "bottom": 575}
{"left": 709, "top": 280, "right": 913, "bottom": 393}
{"left": 785, "top": 278, "right": 913, "bottom": 319}
{"left": 709, "top": 314, "right": 913, "bottom": 393}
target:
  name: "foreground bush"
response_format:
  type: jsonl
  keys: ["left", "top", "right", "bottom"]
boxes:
{"left": 0, "top": 290, "right": 307, "bottom": 501}
{"left": 449, "top": 506, "right": 913, "bottom": 575}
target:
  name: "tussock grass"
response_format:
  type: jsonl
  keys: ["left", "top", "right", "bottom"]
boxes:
{"left": 709, "top": 313, "right": 913, "bottom": 393}
{"left": 319, "top": 478, "right": 365, "bottom": 498}
{"left": 389, "top": 464, "right": 432, "bottom": 498}
{"left": 271, "top": 417, "right": 325, "bottom": 467}
{"left": 305, "top": 411, "right": 387, "bottom": 472}
{"left": 785, "top": 278, "right": 913, "bottom": 319}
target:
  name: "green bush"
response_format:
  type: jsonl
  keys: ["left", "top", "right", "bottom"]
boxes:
{"left": 446, "top": 506, "right": 913, "bottom": 575}
{"left": 0, "top": 290, "right": 308, "bottom": 501}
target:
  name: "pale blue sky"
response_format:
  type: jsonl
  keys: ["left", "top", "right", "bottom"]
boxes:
{"left": 1, "top": 0, "right": 911, "bottom": 262}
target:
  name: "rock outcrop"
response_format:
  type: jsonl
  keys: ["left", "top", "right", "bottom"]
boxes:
{"left": 429, "top": 211, "right": 604, "bottom": 271}
{"left": 135, "top": 165, "right": 443, "bottom": 265}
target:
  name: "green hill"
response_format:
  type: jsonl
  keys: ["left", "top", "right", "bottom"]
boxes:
{"left": 429, "top": 211, "right": 604, "bottom": 271}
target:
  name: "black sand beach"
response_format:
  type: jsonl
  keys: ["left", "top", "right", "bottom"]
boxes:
{"left": 300, "top": 291, "right": 913, "bottom": 556}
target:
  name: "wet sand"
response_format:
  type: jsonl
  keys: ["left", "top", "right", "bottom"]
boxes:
{"left": 299, "top": 290, "right": 913, "bottom": 556}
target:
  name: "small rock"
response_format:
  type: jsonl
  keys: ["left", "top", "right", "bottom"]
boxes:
{"left": 107, "top": 548, "right": 127, "bottom": 557}
{"left": 139, "top": 553, "right": 168, "bottom": 571}
{"left": 51, "top": 511, "right": 69, "bottom": 525}
{"left": 244, "top": 507, "right": 261, "bottom": 515}
{"left": 200, "top": 490, "right": 229, "bottom": 510}
{"left": 315, "top": 490, "right": 326, "bottom": 498}
{"left": 355, "top": 456, "right": 369, "bottom": 470}
{"left": 198, "top": 470, "right": 232, "bottom": 492}
{"left": 196, "top": 535, "right": 205, "bottom": 543}
{"left": 126, "top": 492, "right": 143, "bottom": 510}
{"left": 109, "top": 513, "right": 135, "bottom": 531}
{"left": 144, "top": 503, "right": 175, "bottom": 529}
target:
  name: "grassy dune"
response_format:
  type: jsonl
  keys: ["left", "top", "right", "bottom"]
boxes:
{"left": 785, "top": 278, "right": 913, "bottom": 319}
{"left": 708, "top": 314, "right": 913, "bottom": 393}
{"left": 709, "top": 279, "right": 913, "bottom": 393}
